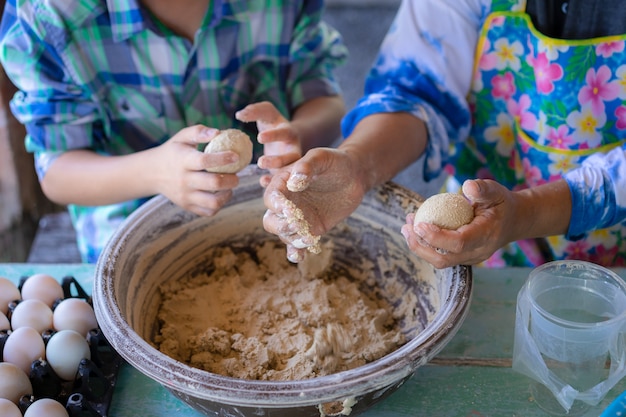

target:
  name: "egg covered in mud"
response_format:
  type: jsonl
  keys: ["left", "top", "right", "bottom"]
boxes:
{"left": 414, "top": 192, "right": 474, "bottom": 230}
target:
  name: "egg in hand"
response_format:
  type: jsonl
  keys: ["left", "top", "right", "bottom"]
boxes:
{"left": 204, "top": 128, "right": 253, "bottom": 173}
{"left": 413, "top": 192, "right": 474, "bottom": 230}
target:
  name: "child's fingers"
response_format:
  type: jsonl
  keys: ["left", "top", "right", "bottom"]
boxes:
{"left": 236, "top": 101, "right": 286, "bottom": 126}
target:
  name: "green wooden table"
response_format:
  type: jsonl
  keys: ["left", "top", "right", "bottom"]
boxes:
{"left": 2, "top": 263, "right": 625, "bottom": 416}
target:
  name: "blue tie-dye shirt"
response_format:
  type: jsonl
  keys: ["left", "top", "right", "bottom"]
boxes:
{"left": 0, "top": 0, "right": 347, "bottom": 263}
{"left": 342, "top": 0, "right": 626, "bottom": 253}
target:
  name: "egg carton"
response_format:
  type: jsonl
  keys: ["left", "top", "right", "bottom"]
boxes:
{"left": 1, "top": 276, "right": 123, "bottom": 417}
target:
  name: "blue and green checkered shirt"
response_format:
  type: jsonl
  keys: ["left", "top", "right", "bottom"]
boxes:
{"left": 0, "top": 0, "right": 347, "bottom": 263}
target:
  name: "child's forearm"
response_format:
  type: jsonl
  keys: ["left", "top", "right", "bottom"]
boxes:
{"left": 40, "top": 148, "right": 159, "bottom": 206}
{"left": 291, "top": 95, "right": 345, "bottom": 151}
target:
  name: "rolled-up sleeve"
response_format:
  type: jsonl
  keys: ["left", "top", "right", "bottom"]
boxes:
{"left": 564, "top": 145, "right": 626, "bottom": 239}
{"left": 0, "top": 0, "right": 101, "bottom": 179}
{"left": 341, "top": 0, "right": 489, "bottom": 182}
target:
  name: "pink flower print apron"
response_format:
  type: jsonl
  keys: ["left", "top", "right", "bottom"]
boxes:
{"left": 447, "top": 8, "right": 626, "bottom": 267}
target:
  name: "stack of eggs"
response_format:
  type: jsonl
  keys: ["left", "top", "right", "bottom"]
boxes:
{"left": 0, "top": 274, "right": 119, "bottom": 417}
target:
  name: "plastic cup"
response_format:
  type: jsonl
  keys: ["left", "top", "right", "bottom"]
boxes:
{"left": 513, "top": 260, "right": 626, "bottom": 416}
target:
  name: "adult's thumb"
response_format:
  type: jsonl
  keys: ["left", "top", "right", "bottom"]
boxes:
{"left": 462, "top": 179, "right": 504, "bottom": 204}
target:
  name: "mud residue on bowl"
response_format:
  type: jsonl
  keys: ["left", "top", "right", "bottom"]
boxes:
{"left": 154, "top": 237, "right": 421, "bottom": 381}
{"left": 94, "top": 171, "right": 471, "bottom": 417}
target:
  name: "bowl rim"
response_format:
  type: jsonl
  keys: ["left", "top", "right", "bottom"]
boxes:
{"left": 93, "top": 179, "right": 473, "bottom": 408}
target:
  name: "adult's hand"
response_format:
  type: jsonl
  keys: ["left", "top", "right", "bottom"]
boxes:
{"left": 401, "top": 179, "right": 519, "bottom": 268}
{"left": 263, "top": 147, "right": 368, "bottom": 262}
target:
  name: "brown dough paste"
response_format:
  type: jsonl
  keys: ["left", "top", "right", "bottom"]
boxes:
{"left": 154, "top": 241, "right": 406, "bottom": 381}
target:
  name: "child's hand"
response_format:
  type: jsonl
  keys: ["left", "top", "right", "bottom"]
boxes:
{"left": 150, "top": 125, "right": 241, "bottom": 217}
{"left": 236, "top": 101, "right": 302, "bottom": 185}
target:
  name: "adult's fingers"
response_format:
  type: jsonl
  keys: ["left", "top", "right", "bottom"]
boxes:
{"left": 286, "top": 245, "right": 306, "bottom": 263}
{"left": 462, "top": 179, "right": 505, "bottom": 206}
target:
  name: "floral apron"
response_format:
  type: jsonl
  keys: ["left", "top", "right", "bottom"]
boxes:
{"left": 447, "top": 1, "right": 626, "bottom": 267}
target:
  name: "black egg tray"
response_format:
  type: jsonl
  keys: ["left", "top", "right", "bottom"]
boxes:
{"left": 1, "top": 276, "right": 123, "bottom": 417}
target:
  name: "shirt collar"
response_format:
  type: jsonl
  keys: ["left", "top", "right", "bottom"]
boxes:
{"left": 107, "top": 0, "right": 148, "bottom": 42}
{"left": 106, "top": 0, "right": 249, "bottom": 42}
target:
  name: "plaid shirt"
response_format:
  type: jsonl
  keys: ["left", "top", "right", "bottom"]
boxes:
{"left": 0, "top": 0, "right": 347, "bottom": 263}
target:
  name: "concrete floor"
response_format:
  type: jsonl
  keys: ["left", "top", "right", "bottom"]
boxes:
{"left": 0, "top": 217, "right": 37, "bottom": 262}
{"left": 324, "top": 4, "right": 398, "bottom": 109}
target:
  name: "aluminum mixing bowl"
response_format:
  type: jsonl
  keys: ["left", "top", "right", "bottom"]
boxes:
{"left": 93, "top": 166, "right": 472, "bottom": 417}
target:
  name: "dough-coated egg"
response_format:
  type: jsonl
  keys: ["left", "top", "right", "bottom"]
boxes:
{"left": 46, "top": 329, "right": 91, "bottom": 381}
{"left": 0, "top": 311, "right": 10, "bottom": 331}
{"left": 21, "top": 273, "right": 64, "bottom": 307}
{"left": 0, "top": 362, "right": 33, "bottom": 403}
{"left": 53, "top": 298, "right": 98, "bottom": 337}
{"left": 10, "top": 299, "right": 54, "bottom": 333}
{"left": 0, "top": 277, "right": 20, "bottom": 315}
{"left": 413, "top": 192, "right": 474, "bottom": 230}
{"left": 204, "top": 128, "right": 253, "bottom": 173}
{"left": 24, "top": 398, "right": 69, "bottom": 417}
{"left": 0, "top": 398, "right": 22, "bottom": 417}
{"left": 3, "top": 326, "right": 46, "bottom": 374}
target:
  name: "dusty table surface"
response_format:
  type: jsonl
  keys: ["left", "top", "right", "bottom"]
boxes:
{"left": 2, "top": 263, "right": 625, "bottom": 417}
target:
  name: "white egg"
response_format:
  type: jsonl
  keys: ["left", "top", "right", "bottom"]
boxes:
{"left": 53, "top": 298, "right": 98, "bottom": 336}
{"left": 10, "top": 299, "right": 54, "bottom": 333}
{"left": 0, "top": 398, "right": 22, "bottom": 417}
{"left": 21, "top": 273, "right": 64, "bottom": 307}
{"left": 46, "top": 329, "right": 91, "bottom": 381}
{"left": 0, "top": 277, "right": 20, "bottom": 315}
{"left": 0, "top": 362, "right": 33, "bottom": 403}
{"left": 0, "top": 311, "right": 10, "bottom": 330}
{"left": 24, "top": 398, "right": 69, "bottom": 417}
{"left": 3, "top": 326, "right": 46, "bottom": 374}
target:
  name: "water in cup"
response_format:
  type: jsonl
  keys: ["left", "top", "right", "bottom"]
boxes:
{"left": 513, "top": 260, "right": 626, "bottom": 416}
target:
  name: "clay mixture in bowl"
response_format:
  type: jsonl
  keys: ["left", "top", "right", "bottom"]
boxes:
{"left": 93, "top": 170, "right": 473, "bottom": 417}
{"left": 155, "top": 239, "right": 419, "bottom": 381}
